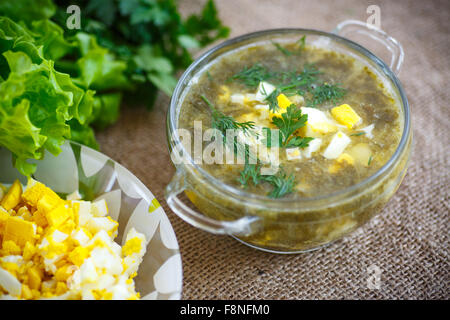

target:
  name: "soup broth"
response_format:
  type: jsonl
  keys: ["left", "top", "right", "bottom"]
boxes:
{"left": 178, "top": 39, "right": 402, "bottom": 199}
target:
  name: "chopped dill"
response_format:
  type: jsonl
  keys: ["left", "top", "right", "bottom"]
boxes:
{"left": 271, "top": 36, "right": 307, "bottom": 56}
{"left": 200, "top": 95, "right": 255, "bottom": 134}
{"left": 229, "top": 62, "right": 346, "bottom": 110}
{"left": 263, "top": 64, "right": 321, "bottom": 112}
{"left": 201, "top": 94, "right": 256, "bottom": 163}
{"left": 306, "top": 82, "right": 347, "bottom": 107}
{"left": 238, "top": 163, "right": 262, "bottom": 187}
{"left": 272, "top": 41, "right": 293, "bottom": 56}
{"left": 263, "top": 169, "right": 296, "bottom": 198}
{"left": 238, "top": 163, "right": 296, "bottom": 198}
{"left": 228, "top": 63, "right": 274, "bottom": 88}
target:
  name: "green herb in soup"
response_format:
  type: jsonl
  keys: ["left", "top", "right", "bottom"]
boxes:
{"left": 179, "top": 39, "right": 401, "bottom": 198}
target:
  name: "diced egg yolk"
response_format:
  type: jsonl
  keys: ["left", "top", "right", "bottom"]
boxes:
{"left": 0, "top": 180, "right": 22, "bottom": 211}
{"left": 276, "top": 94, "right": 292, "bottom": 109}
{"left": 3, "top": 216, "right": 37, "bottom": 247}
{"left": 300, "top": 107, "right": 338, "bottom": 137}
{"left": 331, "top": 104, "right": 362, "bottom": 129}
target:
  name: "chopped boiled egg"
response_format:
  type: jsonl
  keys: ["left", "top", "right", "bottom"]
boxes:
{"left": 268, "top": 94, "right": 292, "bottom": 119}
{"left": 276, "top": 94, "right": 292, "bottom": 109}
{"left": 0, "top": 180, "right": 22, "bottom": 211}
{"left": 2, "top": 216, "right": 37, "bottom": 247}
{"left": 323, "top": 131, "right": 351, "bottom": 159}
{"left": 91, "top": 199, "right": 108, "bottom": 217}
{"left": 230, "top": 93, "right": 245, "bottom": 104}
{"left": 0, "top": 179, "right": 146, "bottom": 300}
{"left": 244, "top": 93, "right": 257, "bottom": 103}
{"left": 255, "top": 81, "right": 276, "bottom": 102}
{"left": 301, "top": 107, "right": 338, "bottom": 137}
{"left": 331, "top": 104, "right": 362, "bottom": 129}
{"left": 230, "top": 93, "right": 259, "bottom": 105}
{"left": 302, "top": 138, "right": 322, "bottom": 158}
{"left": 328, "top": 153, "right": 355, "bottom": 173}
{"left": 286, "top": 148, "right": 302, "bottom": 161}
{"left": 360, "top": 124, "right": 375, "bottom": 139}
{"left": 66, "top": 190, "right": 82, "bottom": 201}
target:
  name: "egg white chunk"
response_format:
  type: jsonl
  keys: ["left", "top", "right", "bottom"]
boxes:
{"left": 323, "top": 132, "right": 351, "bottom": 159}
{"left": 255, "top": 81, "right": 276, "bottom": 102}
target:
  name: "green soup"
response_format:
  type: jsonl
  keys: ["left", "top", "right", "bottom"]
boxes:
{"left": 178, "top": 40, "right": 402, "bottom": 199}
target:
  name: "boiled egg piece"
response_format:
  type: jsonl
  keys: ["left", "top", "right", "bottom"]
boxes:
{"left": 323, "top": 131, "right": 351, "bottom": 159}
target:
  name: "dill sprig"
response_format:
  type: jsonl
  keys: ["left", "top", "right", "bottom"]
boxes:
{"left": 271, "top": 41, "right": 293, "bottom": 56}
{"left": 263, "top": 169, "right": 296, "bottom": 198}
{"left": 201, "top": 95, "right": 255, "bottom": 133}
{"left": 306, "top": 82, "right": 347, "bottom": 107}
{"left": 201, "top": 94, "right": 256, "bottom": 163}
{"left": 264, "top": 64, "right": 321, "bottom": 112}
{"left": 229, "top": 62, "right": 346, "bottom": 110}
{"left": 271, "top": 36, "right": 306, "bottom": 56}
{"left": 200, "top": 96, "right": 297, "bottom": 198}
{"left": 229, "top": 62, "right": 321, "bottom": 111}
{"left": 228, "top": 63, "right": 274, "bottom": 88}
{"left": 239, "top": 163, "right": 295, "bottom": 198}
{"left": 238, "top": 163, "right": 262, "bottom": 187}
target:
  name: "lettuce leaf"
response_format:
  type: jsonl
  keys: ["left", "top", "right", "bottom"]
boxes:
{"left": 0, "top": 0, "right": 230, "bottom": 175}
{"left": 0, "top": 17, "right": 97, "bottom": 176}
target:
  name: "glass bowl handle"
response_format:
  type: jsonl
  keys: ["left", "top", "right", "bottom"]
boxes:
{"left": 165, "top": 170, "right": 260, "bottom": 236}
{"left": 333, "top": 20, "right": 404, "bottom": 75}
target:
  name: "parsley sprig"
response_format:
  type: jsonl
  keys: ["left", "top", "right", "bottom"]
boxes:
{"left": 200, "top": 95, "right": 297, "bottom": 198}
{"left": 53, "top": 0, "right": 230, "bottom": 109}
{"left": 268, "top": 105, "right": 314, "bottom": 148}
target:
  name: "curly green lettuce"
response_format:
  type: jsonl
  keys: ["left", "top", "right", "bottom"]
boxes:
{"left": 0, "top": 17, "right": 110, "bottom": 176}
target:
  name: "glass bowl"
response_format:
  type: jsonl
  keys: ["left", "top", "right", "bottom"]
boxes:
{"left": 0, "top": 141, "right": 182, "bottom": 299}
{"left": 165, "top": 20, "right": 412, "bottom": 253}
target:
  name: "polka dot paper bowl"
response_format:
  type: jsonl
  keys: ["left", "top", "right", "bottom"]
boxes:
{"left": 0, "top": 141, "right": 182, "bottom": 300}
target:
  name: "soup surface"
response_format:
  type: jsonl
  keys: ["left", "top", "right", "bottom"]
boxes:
{"left": 178, "top": 38, "right": 402, "bottom": 198}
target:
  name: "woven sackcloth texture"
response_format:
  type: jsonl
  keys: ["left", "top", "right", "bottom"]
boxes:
{"left": 97, "top": 0, "right": 449, "bottom": 299}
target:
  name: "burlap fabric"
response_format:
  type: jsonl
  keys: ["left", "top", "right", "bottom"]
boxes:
{"left": 97, "top": 0, "right": 449, "bottom": 299}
